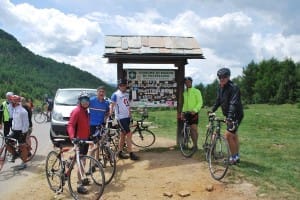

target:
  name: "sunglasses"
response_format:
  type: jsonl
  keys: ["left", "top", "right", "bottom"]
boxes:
{"left": 218, "top": 75, "right": 228, "bottom": 80}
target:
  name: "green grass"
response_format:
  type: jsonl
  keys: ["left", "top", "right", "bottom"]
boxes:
{"left": 136, "top": 104, "right": 300, "bottom": 199}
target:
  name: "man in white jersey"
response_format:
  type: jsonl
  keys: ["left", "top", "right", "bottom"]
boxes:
{"left": 110, "top": 79, "right": 139, "bottom": 160}
{"left": 6, "top": 95, "right": 29, "bottom": 170}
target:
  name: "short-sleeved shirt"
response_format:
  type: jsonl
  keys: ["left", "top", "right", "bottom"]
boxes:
{"left": 111, "top": 89, "right": 130, "bottom": 120}
{"left": 89, "top": 96, "right": 110, "bottom": 126}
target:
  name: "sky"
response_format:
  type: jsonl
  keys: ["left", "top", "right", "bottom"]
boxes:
{"left": 0, "top": 0, "right": 299, "bottom": 85}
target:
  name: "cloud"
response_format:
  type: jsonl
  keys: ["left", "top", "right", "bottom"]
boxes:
{"left": 251, "top": 33, "right": 300, "bottom": 61}
{"left": 0, "top": 0, "right": 102, "bottom": 56}
{"left": 1, "top": 0, "right": 299, "bottom": 86}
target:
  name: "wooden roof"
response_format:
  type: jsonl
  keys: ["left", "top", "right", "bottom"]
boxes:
{"left": 103, "top": 35, "right": 204, "bottom": 64}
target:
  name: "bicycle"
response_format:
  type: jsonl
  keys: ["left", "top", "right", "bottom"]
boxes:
{"left": 45, "top": 138, "right": 105, "bottom": 200}
{"left": 179, "top": 112, "right": 197, "bottom": 157}
{"left": 90, "top": 125, "right": 117, "bottom": 185}
{"left": 130, "top": 109, "right": 156, "bottom": 148}
{"left": 33, "top": 103, "right": 50, "bottom": 123}
{"left": 0, "top": 131, "right": 38, "bottom": 171}
{"left": 205, "top": 112, "right": 230, "bottom": 180}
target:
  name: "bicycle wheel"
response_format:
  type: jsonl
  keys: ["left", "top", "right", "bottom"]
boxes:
{"left": 203, "top": 128, "right": 214, "bottom": 161}
{"left": 0, "top": 132, "right": 4, "bottom": 148}
{"left": 34, "top": 112, "right": 47, "bottom": 124}
{"left": 108, "top": 129, "right": 120, "bottom": 153}
{"left": 26, "top": 135, "right": 38, "bottom": 162}
{"left": 179, "top": 127, "right": 196, "bottom": 157}
{"left": 208, "top": 135, "right": 230, "bottom": 180}
{"left": 132, "top": 129, "right": 156, "bottom": 148}
{"left": 45, "top": 151, "right": 64, "bottom": 193}
{"left": 0, "top": 146, "right": 7, "bottom": 171}
{"left": 99, "top": 146, "right": 116, "bottom": 185}
{"left": 68, "top": 155, "right": 105, "bottom": 200}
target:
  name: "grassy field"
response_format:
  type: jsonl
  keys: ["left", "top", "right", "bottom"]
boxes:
{"left": 133, "top": 104, "right": 300, "bottom": 199}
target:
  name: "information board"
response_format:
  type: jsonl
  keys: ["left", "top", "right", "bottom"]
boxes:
{"left": 126, "top": 69, "right": 177, "bottom": 107}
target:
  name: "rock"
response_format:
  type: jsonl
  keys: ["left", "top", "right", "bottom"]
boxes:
{"left": 206, "top": 184, "right": 214, "bottom": 192}
{"left": 163, "top": 192, "right": 173, "bottom": 197}
{"left": 178, "top": 190, "right": 190, "bottom": 197}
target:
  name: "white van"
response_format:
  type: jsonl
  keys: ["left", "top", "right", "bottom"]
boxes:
{"left": 50, "top": 88, "right": 97, "bottom": 143}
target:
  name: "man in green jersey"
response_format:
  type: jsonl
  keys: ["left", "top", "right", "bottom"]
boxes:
{"left": 181, "top": 77, "right": 203, "bottom": 150}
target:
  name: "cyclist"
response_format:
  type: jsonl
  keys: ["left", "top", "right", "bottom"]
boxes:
{"left": 6, "top": 95, "right": 29, "bottom": 170}
{"left": 89, "top": 86, "right": 110, "bottom": 160}
{"left": 110, "top": 79, "right": 139, "bottom": 160}
{"left": 45, "top": 97, "right": 53, "bottom": 122}
{"left": 181, "top": 77, "right": 203, "bottom": 150}
{"left": 211, "top": 67, "right": 244, "bottom": 164}
{"left": 0, "top": 92, "right": 14, "bottom": 137}
{"left": 67, "top": 92, "right": 91, "bottom": 194}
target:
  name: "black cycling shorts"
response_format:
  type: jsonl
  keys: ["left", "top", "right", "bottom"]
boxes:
{"left": 226, "top": 117, "right": 243, "bottom": 134}
{"left": 185, "top": 113, "right": 199, "bottom": 125}
{"left": 117, "top": 117, "right": 131, "bottom": 133}
{"left": 79, "top": 143, "right": 89, "bottom": 155}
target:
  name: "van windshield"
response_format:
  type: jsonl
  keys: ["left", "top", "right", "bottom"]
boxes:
{"left": 55, "top": 90, "right": 97, "bottom": 106}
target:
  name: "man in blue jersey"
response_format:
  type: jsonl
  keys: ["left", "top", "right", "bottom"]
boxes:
{"left": 89, "top": 86, "right": 110, "bottom": 160}
{"left": 110, "top": 79, "right": 139, "bottom": 160}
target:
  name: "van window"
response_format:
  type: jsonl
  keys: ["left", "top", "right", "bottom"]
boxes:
{"left": 55, "top": 90, "right": 96, "bottom": 106}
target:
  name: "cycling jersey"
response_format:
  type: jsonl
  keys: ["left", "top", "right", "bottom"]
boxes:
{"left": 111, "top": 89, "right": 130, "bottom": 120}
{"left": 212, "top": 80, "right": 244, "bottom": 120}
{"left": 89, "top": 96, "right": 110, "bottom": 126}
{"left": 182, "top": 87, "right": 203, "bottom": 113}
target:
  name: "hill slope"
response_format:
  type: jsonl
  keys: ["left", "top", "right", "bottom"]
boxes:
{"left": 0, "top": 29, "right": 114, "bottom": 100}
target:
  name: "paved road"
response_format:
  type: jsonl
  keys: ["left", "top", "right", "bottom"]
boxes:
{"left": 0, "top": 122, "right": 52, "bottom": 196}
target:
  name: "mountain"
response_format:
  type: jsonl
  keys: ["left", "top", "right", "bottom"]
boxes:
{"left": 0, "top": 29, "right": 114, "bottom": 101}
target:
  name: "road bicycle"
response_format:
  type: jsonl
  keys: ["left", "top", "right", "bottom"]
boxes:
{"left": 179, "top": 112, "right": 197, "bottom": 157}
{"left": 90, "top": 125, "right": 117, "bottom": 185}
{"left": 0, "top": 131, "right": 38, "bottom": 171}
{"left": 130, "top": 109, "right": 156, "bottom": 148}
{"left": 45, "top": 138, "right": 105, "bottom": 200}
{"left": 33, "top": 103, "right": 50, "bottom": 123}
{"left": 205, "top": 112, "right": 230, "bottom": 180}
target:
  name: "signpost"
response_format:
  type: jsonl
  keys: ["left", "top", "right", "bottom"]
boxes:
{"left": 127, "top": 69, "right": 177, "bottom": 107}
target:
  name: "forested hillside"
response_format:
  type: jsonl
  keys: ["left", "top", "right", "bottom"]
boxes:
{"left": 0, "top": 29, "right": 114, "bottom": 101}
{"left": 197, "top": 58, "right": 300, "bottom": 106}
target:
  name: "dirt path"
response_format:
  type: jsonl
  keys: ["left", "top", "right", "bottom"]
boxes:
{"left": 4, "top": 137, "right": 261, "bottom": 200}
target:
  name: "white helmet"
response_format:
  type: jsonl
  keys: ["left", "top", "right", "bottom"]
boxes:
{"left": 6, "top": 92, "right": 14, "bottom": 97}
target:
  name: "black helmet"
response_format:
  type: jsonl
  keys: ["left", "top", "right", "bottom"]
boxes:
{"left": 78, "top": 91, "right": 90, "bottom": 101}
{"left": 118, "top": 79, "right": 127, "bottom": 85}
{"left": 217, "top": 68, "right": 231, "bottom": 78}
{"left": 184, "top": 76, "right": 193, "bottom": 82}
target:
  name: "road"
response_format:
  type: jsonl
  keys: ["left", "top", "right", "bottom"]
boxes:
{"left": 0, "top": 122, "right": 52, "bottom": 197}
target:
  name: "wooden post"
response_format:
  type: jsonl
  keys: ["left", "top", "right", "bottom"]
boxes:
{"left": 175, "top": 60, "right": 186, "bottom": 145}
{"left": 117, "top": 62, "right": 124, "bottom": 82}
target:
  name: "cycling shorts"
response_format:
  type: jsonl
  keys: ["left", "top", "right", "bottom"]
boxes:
{"left": 9, "top": 130, "right": 26, "bottom": 144}
{"left": 226, "top": 117, "right": 243, "bottom": 134}
{"left": 117, "top": 117, "right": 131, "bottom": 134}
{"left": 185, "top": 113, "right": 199, "bottom": 125}
{"left": 79, "top": 143, "right": 89, "bottom": 155}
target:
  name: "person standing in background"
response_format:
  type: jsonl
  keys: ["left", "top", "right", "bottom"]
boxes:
{"left": 181, "top": 77, "right": 203, "bottom": 150}
{"left": 0, "top": 92, "right": 14, "bottom": 136}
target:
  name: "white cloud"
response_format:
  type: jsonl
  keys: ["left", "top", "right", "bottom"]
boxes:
{"left": 251, "top": 33, "right": 300, "bottom": 61}
{"left": 1, "top": 0, "right": 299, "bottom": 86}
{"left": 0, "top": 0, "right": 102, "bottom": 56}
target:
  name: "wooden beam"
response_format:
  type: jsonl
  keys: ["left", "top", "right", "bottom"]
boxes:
{"left": 175, "top": 61, "right": 186, "bottom": 145}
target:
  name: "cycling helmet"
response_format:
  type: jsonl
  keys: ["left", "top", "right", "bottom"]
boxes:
{"left": 6, "top": 92, "right": 13, "bottom": 97}
{"left": 118, "top": 79, "right": 127, "bottom": 85}
{"left": 217, "top": 67, "right": 231, "bottom": 78}
{"left": 184, "top": 77, "right": 193, "bottom": 82}
{"left": 78, "top": 91, "right": 90, "bottom": 101}
{"left": 10, "top": 95, "right": 21, "bottom": 103}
